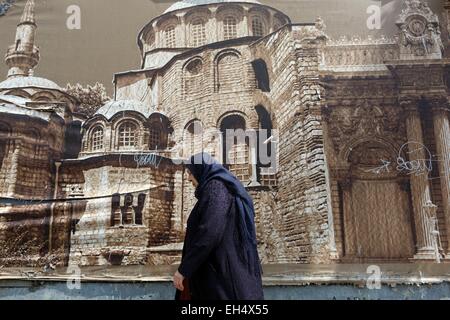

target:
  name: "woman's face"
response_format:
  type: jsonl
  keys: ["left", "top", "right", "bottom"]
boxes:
{"left": 187, "top": 171, "right": 199, "bottom": 187}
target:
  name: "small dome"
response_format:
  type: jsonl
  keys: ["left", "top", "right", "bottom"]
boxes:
{"left": 95, "top": 100, "right": 154, "bottom": 120}
{"left": 164, "top": 0, "right": 261, "bottom": 14}
{"left": 0, "top": 76, "right": 61, "bottom": 90}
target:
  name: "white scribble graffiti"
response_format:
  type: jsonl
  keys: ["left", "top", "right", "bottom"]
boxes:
{"left": 367, "top": 142, "right": 435, "bottom": 177}
{"left": 133, "top": 153, "right": 162, "bottom": 168}
{"left": 396, "top": 142, "right": 433, "bottom": 176}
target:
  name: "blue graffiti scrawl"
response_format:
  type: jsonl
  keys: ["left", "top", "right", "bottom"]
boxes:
{"left": 0, "top": 0, "right": 15, "bottom": 16}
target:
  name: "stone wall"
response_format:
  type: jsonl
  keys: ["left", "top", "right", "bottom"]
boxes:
{"left": 0, "top": 114, "right": 65, "bottom": 266}
{"left": 58, "top": 156, "right": 179, "bottom": 266}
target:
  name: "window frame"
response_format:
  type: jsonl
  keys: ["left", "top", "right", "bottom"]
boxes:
{"left": 148, "top": 125, "right": 163, "bottom": 151}
{"left": 91, "top": 125, "right": 104, "bottom": 151}
{"left": 117, "top": 121, "right": 138, "bottom": 150}
{"left": 190, "top": 18, "right": 206, "bottom": 47}
{"left": 164, "top": 25, "right": 176, "bottom": 48}
{"left": 223, "top": 16, "right": 238, "bottom": 40}
{"left": 251, "top": 16, "right": 265, "bottom": 37}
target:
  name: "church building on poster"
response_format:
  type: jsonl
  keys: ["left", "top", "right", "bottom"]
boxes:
{"left": 0, "top": 0, "right": 450, "bottom": 269}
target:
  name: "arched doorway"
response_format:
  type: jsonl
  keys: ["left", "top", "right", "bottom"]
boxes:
{"left": 341, "top": 141, "right": 415, "bottom": 261}
{"left": 252, "top": 59, "right": 270, "bottom": 92}
{"left": 220, "top": 114, "right": 250, "bottom": 182}
{"left": 255, "top": 105, "right": 276, "bottom": 186}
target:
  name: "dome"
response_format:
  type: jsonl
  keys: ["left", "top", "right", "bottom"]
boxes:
{"left": 164, "top": 0, "right": 261, "bottom": 14}
{"left": 95, "top": 100, "right": 154, "bottom": 120}
{"left": 138, "top": 0, "right": 290, "bottom": 63}
{"left": 0, "top": 76, "right": 61, "bottom": 90}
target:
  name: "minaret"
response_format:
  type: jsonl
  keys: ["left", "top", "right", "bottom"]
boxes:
{"left": 445, "top": 0, "right": 450, "bottom": 54}
{"left": 4, "top": 0, "right": 40, "bottom": 78}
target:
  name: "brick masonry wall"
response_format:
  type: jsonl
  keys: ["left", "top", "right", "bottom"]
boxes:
{"left": 160, "top": 42, "right": 260, "bottom": 146}
{"left": 249, "top": 188, "right": 287, "bottom": 263}
{"left": 251, "top": 25, "right": 334, "bottom": 263}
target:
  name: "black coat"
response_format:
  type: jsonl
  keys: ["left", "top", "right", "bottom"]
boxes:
{"left": 176, "top": 179, "right": 264, "bottom": 300}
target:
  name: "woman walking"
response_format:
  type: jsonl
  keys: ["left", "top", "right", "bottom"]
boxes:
{"left": 174, "top": 152, "right": 264, "bottom": 300}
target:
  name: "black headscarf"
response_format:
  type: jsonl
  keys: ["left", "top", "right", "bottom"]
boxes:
{"left": 185, "top": 152, "right": 257, "bottom": 247}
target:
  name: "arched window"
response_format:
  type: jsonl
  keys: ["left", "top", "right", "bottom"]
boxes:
{"left": 184, "top": 58, "right": 203, "bottom": 95}
{"left": 34, "top": 96, "right": 51, "bottom": 102}
{"left": 118, "top": 122, "right": 138, "bottom": 149}
{"left": 91, "top": 126, "right": 104, "bottom": 151}
{"left": 252, "top": 59, "right": 270, "bottom": 92}
{"left": 220, "top": 115, "right": 250, "bottom": 182}
{"left": 255, "top": 106, "right": 276, "bottom": 186}
{"left": 216, "top": 52, "right": 242, "bottom": 92}
{"left": 33, "top": 91, "right": 56, "bottom": 102}
{"left": 148, "top": 115, "right": 170, "bottom": 151}
{"left": 191, "top": 19, "right": 206, "bottom": 47}
{"left": 164, "top": 25, "right": 176, "bottom": 48}
{"left": 5, "top": 89, "right": 29, "bottom": 99}
{"left": 149, "top": 126, "right": 162, "bottom": 150}
{"left": 184, "top": 120, "right": 203, "bottom": 157}
{"left": 223, "top": 16, "right": 237, "bottom": 40}
{"left": 252, "top": 17, "right": 264, "bottom": 37}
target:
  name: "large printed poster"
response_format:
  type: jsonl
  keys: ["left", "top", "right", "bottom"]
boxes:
{"left": 0, "top": 0, "right": 448, "bottom": 286}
